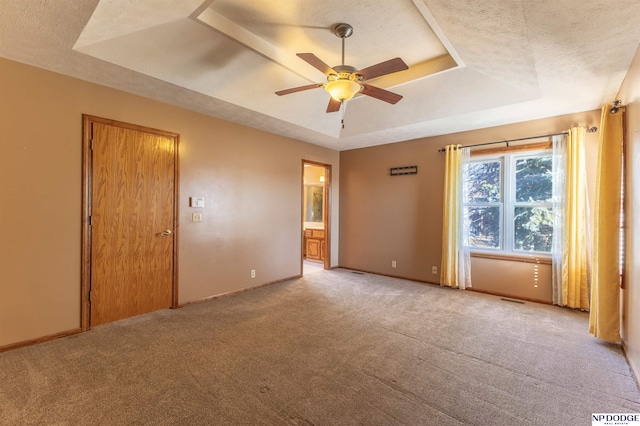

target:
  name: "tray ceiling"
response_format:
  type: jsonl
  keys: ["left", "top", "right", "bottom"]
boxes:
{"left": 2, "top": 0, "right": 640, "bottom": 150}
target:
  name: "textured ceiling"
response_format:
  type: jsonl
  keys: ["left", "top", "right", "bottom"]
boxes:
{"left": 1, "top": 0, "right": 640, "bottom": 151}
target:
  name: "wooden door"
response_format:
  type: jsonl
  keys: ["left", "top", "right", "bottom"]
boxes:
{"left": 85, "top": 117, "right": 178, "bottom": 327}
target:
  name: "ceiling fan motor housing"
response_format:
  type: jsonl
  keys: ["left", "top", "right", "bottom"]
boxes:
{"left": 328, "top": 65, "right": 361, "bottom": 81}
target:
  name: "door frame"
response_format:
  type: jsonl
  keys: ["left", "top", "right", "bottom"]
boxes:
{"left": 302, "top": 160, "right": 331, "bottom": 270}
{"left": 81, "top": 115, "right": 180, "bottom": 331}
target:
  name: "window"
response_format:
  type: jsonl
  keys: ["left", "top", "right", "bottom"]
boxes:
{"left": 463, "top": 149, "right": 553, "bottom": 256}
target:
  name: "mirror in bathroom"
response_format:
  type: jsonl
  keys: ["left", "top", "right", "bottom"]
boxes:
{"left": 304, "top": 185, "right": 323, "bottom": 223}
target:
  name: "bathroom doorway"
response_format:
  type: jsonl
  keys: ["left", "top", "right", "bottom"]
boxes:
{"left": 302, "top": 160, "right": 331, "bottom": 275}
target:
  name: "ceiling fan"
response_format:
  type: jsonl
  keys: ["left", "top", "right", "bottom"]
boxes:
{"left": 275, "top": 23, "right": 409, "bottom": 113}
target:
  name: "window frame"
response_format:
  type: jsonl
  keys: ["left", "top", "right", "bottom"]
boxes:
{"left": 464, "top": 145, "right": 553, "bottom": 259}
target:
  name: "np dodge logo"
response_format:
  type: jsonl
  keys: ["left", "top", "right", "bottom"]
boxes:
{"left": 592, "top": 414, "right": 640, "bottom": 425}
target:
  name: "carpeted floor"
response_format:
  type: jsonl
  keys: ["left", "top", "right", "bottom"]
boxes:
{"left": 1, "top": 269, "right": 638, "bottom": 425}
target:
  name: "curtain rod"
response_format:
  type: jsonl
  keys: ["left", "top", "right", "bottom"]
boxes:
{"left": 437, "top": 127, "right": 598, "bottom": 152}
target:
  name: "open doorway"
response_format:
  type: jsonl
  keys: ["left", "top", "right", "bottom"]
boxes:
{"left": 302, "top": 160, "right": 331, "bottom": 275}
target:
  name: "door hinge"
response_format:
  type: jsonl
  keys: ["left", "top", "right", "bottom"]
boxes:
{"left": 88, "top": 291, "right": 92, "bottom": 302}
{"left": 88, "top": 215, "right": 92, "bottom": 226}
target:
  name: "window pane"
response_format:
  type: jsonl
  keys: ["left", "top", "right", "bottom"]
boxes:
{"left": 464, "top": 161, "right": 501, "bottom": 203}
{"left": 513, "top": 206, "right": 553, "bottom": 252}
{"left": 465, "top": 206, "right": 501, "bottom": 249}
{"left": 515, "top": 156, "right": 552, "bottom": 202}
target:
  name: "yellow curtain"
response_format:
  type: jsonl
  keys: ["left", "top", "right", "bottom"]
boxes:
{"left": 560, "top": 128, "right": 591, "bottom": 309}
{"left": 440, "top": 144, "right": 465, "bottom": 288}
{"left": 589, "top": 105, "right": 624, "bottom": 342}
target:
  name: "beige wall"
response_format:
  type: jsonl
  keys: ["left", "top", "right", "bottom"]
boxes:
{"left": 0, "top": 58, "right": 339, "bottom": 347}
{"left": 304, "top": 165, "right": 325, "bottom": 184}
{"left": 617, "top": 44, "right": 640, "bottom": 382}
{"left": 470, "top": 259, "right": 551, "bottom": 303}
{"left": 339, "top": 110, "right": 600, "bottom": 303}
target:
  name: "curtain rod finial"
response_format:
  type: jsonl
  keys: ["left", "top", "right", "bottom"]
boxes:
{"left": 587, "top": 126, "right": 598, "bottom": 133}
{"left": 610, "top": 100, "right": 623, "bottom": 114}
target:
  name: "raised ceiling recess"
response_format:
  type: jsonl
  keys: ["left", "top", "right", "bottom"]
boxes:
{"left": 71, "top": 0, "right": 461, "bottom": 146}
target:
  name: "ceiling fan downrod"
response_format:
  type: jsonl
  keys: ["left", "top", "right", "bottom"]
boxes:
{"left": 333, "top": 23, "right": 353, "bottom": 66}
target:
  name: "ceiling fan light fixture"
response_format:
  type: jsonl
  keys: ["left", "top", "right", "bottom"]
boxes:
{"left": 325, "top": 79, "right": 361, "bottom": 102}
{"left": 275, "top": 23, "right": 407, "bottom": 112}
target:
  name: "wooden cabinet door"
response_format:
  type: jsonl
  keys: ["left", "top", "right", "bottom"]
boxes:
{"left": 306, "top": 238, "right": 322, "bottom": 260}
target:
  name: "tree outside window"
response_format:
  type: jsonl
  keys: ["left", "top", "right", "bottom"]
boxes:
{"left": 463, "top": 150, "right": 553, "bottom": 255}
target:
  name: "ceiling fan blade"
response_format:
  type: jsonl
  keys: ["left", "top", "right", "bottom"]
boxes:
{"left": 275, "top": 84, "right": 322, "bottom": 96}
{"left": 358, "top": 57, "right": 408, "bottom": 81}
{"left": 297, "top": 53, "right": 336, "bottom": 76}
{"left": 326, "top": 97, "right": 342, "bottom": 113}
{"left": 361, "top": 84, "right": 403, "bottom": 104}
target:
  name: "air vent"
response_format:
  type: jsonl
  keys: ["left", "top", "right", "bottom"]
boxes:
{"left": 501, "top": 298, "right": 525, "bottom": 304}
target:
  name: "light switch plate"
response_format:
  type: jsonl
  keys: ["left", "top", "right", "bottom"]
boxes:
{"left": 190, "top": 197, "right": 205, "bottom": 208}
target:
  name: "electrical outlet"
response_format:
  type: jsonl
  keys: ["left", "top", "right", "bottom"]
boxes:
{"left": 250, "top": 269, "right": 256, "bottom": 278}
{"left": 192, "top": 212, "right": 202, "bottom": 222}
{"left": 432, "top": 266, "right": 438, "bottom": 274}
{"left": 391, "top": 260, "right": 397, "bottom": 268}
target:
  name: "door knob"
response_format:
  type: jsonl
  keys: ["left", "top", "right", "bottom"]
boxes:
{"left": 159, "top": 229, "right": 172, "bottom": 237}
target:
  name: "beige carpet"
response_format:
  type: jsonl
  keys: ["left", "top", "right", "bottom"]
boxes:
{"left": 1, "top": 269, "right": 638, "bottom": 425}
